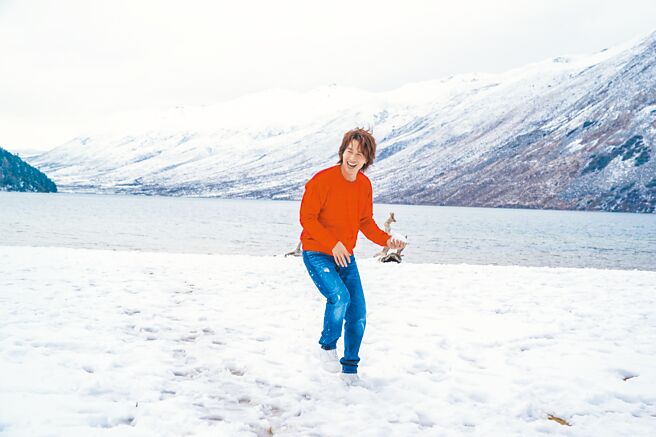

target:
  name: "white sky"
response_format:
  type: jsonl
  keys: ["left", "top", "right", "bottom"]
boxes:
{"left": 1, "top": 0, "right": 655, "bottom": 152}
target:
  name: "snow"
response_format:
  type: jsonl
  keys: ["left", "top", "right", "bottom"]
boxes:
{"left": 1, "top": 245, "right": 654, "bottom": 436}
{"left": 566, "top": 139, "right": 585, "bottom": 153}
{"left": 28, "top": 30, "right": 655, "bottom": 199}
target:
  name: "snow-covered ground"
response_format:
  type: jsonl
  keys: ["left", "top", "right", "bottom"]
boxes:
{"left": 1, "top": 245, "right": 654, "bottom": 436}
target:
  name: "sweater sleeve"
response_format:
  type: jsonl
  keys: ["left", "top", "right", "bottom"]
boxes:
{"left": 359, "top": 180, "right": 391, "bottom": 247}
{"left": 299, "top": 177, "right": 340, "bottom": 250}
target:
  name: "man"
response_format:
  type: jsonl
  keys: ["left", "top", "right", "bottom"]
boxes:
{"left": 299, "top": 127, "right": 406, "bottom": 384}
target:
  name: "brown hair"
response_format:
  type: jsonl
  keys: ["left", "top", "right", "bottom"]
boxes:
{"left": 337, "top": 127, "right": 377, "bottom": 172}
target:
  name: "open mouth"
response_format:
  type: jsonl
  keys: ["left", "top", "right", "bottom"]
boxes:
{"left": 347, "top": 161, "right": 358, "bottom": 169}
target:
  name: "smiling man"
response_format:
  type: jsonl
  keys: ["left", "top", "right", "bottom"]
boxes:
{"left": 299, "top": 127, "right": 406, "bottom": 384}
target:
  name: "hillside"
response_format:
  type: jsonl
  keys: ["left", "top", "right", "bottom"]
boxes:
{"left": 0, "top": 147, "right": 57, "bottom": 193}
{"left": 29, "top": 32, "right": 656, "bottom": 212}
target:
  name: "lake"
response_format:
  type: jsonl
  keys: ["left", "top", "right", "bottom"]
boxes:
{"left": 2, "top": 192, "right": 654, "bottom": 271}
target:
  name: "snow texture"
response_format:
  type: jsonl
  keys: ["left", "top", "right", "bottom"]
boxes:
{"left": 1, "top": 246, "right": 655, "bottom": 436}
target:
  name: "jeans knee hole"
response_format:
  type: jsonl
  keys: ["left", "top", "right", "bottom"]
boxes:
{"left": 328, "top": 292, "right": 348, "bottom": 305}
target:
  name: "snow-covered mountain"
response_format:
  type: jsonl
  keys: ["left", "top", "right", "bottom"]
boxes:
{"left": 30, "top": 31, "right": 656, "bottom": 212}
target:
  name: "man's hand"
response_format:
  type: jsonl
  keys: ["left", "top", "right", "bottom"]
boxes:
{"left": 332, "top": 241, "right": 351, "bottom": 268}
{"left": 387, "top": 237, "right": 406, "bottom": 250}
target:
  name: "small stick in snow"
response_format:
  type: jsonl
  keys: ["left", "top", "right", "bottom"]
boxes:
{"left": 547, "top": 414, "right": 572, "bottom": 426}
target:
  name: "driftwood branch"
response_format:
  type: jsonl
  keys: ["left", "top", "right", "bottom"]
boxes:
{"left": 285, "top": 212, "right": 407, "bottom": 263}
{"left": 284, "top": 241, "right": 302, "bottom": 257}
{"left": 374, "top": 212, "right": 406, "bottom": 263}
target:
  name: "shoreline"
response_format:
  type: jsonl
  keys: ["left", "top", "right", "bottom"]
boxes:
{"left": 3, "top": 244, "right": 654, "bottom": 273}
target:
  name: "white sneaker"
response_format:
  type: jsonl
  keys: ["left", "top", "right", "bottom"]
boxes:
{"left": 340, "top": 372, "right": 360, "bottom": 385}
{"left": 318, "top": 348, "right": 341, "bottom": 373}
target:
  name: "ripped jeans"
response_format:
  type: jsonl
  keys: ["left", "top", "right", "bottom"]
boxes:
{"left": 302, "top": 250, "right": 366, "bottom": 374}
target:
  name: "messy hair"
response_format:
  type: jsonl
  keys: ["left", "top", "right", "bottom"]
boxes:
{"left": 337, "top": 127, "right": 377, "bottom": 172}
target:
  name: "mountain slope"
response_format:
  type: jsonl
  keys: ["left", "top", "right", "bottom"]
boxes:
{"left": 0, "top": 147, "right": 57, "bottom": 193}
{"left": 29, "top": 32, "right": 656, "bottom": 212}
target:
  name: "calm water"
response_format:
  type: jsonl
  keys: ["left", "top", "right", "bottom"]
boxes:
{"left": 2, "top": 192, "right": 655, "bottom": 271}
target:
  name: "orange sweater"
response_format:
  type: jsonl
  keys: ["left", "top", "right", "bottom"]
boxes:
{"left": 299, "top": 165, "right": 391, "bottom": 256}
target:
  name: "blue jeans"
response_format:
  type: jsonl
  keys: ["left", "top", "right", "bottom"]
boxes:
{"left": 302, "top": 250, "right": 366, "bottom": 374}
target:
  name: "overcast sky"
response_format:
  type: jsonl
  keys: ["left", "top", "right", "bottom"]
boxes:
{"left": 1, "top": 0, "right": 655, "bottom": 152}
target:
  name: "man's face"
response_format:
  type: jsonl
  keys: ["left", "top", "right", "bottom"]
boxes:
{"left": 341, "top": 139, "right": 366, "bottom": 175}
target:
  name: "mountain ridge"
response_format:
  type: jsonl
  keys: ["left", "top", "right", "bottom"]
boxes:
{"left": 29, "top": 31, "right": 656, "bottom": 212}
